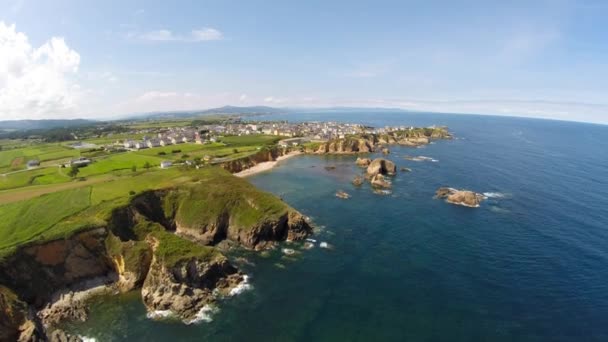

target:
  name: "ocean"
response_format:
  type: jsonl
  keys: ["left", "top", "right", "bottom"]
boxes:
{"left": 64, "top": 112, "right": 608, "bottom": 341}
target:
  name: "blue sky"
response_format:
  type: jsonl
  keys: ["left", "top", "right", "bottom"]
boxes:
{"left": 1, "top": 0, "right": 607, "bottom": 123}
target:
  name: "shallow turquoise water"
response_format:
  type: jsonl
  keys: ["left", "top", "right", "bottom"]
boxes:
{"left": 65, "top": 112, "right": 608, "bottom": 341}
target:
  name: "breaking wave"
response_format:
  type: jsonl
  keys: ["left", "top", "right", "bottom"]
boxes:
{"left": 79, "top": 337, "right": 97, "bottom": 342}
{"left": 146, "top": 310, "right": 174, "bottom": 320}
{"left": 229, "top": 275, "right": 252, "bottom": 296}
{"left": 185, "top": 305, "right": 219, "bottom": 325}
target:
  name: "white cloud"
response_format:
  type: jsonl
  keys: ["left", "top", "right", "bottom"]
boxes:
{"left": 239, "top": 94, "right": 248, "bottom": 102}
{"left": 0, "top": 22, "right": 83, "bottom": 120}
{"left": 133, "top": 28, "right": 224, "bottom": 42}
{"left": 264, "top": 96, "right": 288, "bottom": 104}
{"left": 191, "top": 28, "right": 223, "bottom": 41}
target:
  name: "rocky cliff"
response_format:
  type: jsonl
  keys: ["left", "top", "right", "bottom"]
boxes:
{"left": 308, "top": 127, "right": 451, "bottom": 155}
{"left": 308, "top": 136, "right": 376, "bottom": 154}
{"left": 219, "top": 146, "right": 289, "bottom": 173}
{"left": 0, "top": 170, "right": 312, "bottom": 339}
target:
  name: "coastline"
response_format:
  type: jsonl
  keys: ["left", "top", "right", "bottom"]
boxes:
{"left": 234, "top": 151, "right": 302, "bottom": 177}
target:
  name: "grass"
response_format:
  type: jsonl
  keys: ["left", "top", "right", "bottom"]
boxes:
{"left": 0, "top": 187, "right": 92, "bottom": 256}
{"left": 220, "top": 135, "right": 281, "bottom": 147}
{"left": 174, "top": 168, "right": 288, "bottom": 229}
{"left": 0, "top": 131, "right": 290, "bottom": 261}
{"left": 0, "top": 144, "right": 80, "bottom": 171}
{"left": 77, "top": 153, "right": 165, "bottom": 177}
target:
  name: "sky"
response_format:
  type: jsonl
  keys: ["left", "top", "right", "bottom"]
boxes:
{"left": 1, "top": 0, "right": 607, "bottom": 124}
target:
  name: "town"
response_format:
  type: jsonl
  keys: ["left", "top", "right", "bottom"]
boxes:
{"left": 116, "top": 120, "right": 421, "bottom": 151}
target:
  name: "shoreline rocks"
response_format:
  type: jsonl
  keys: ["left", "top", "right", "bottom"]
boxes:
{"left": 355, "top": 157, "right": 372, "bottom": 167}
{"left": 366, "top": 158, "right": 397, "bottom": 178}
{"left": 370, "top": 174, "right": 391, "bottom": 188}
{"left": 435, "top": 187, "right": 486, "bottom": 207}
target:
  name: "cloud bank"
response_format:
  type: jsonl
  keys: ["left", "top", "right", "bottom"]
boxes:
{"left": 0, "top": 22, "right": 82, "bottom": 120}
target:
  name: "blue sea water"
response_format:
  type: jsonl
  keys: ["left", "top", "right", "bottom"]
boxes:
{"left": 65, "top": 112, "right": 608, "bottom": 341}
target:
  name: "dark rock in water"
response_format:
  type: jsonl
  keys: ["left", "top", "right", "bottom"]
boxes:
{"left": 435, "top": 187, "right": 485, "bottom": 207}
{"left": 382, "top": 147, "right": 390, "bottom": 155}
{"left": 400, "top": 167, "right": 411, "bottom": 172}
{"left": 324, "top": 166, "right": 337, "bottom": 171}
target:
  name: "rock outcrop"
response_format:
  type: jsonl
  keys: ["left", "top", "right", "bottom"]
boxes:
{"left": 366, "top": 158, "right": 397, "bottom": 178}
{"left": 142, "top": 251, "right": 243, "bottom": 321}
{"left": 355, "top": 157, "right": 372, "bottom": 167}
{"left": 309, "top": 127, "right": 451, "bottom": 155}
{"left": 435, "top": 187, "right": 486, "bottom": 207}
{"left": 311, "top": 137, "right": 375, "bottom": 154}
{"left": 370, "top": 174, "right": 391, "bottom": 188}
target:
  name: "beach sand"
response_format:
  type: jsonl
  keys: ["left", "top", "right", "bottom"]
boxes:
{"left": 234, "top": 151, "right": 301, "bottom": 177}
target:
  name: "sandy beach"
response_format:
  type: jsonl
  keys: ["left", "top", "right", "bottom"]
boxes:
{"left": 235, "top": 151, "right": 302, "bottom": 177}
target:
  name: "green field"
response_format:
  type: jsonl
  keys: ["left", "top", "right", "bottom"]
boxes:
{"left": 0, "top": 144, "right": 80, "bottom": 172}
{"left": 0, "top": 132, "right": 286, "bottom": 259}
{"left": 0, "top": 187, "right": 92, "bottom": 254}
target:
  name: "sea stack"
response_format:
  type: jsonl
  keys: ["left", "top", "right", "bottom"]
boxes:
{"left": 366, "top": 158, "right": 397, "bottom": 178}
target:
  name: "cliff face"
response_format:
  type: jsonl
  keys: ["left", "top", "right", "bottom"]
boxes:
{"left": 310, "top": 137, "right": 376, "bottom": 154}
{"left": 310, "top": 128, "right": 451, "bottom": 155}
{"left": 219, "top": 147, "right": 289, "bottom": 173}
{"left": 0, "top": 228, "right": 113, "bottom": 307}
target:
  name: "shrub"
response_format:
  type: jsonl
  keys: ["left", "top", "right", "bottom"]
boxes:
{"left": 171, "top": 149, "right": 181, "bottom": 154}
{"left": 158, "top": 151, "right": 166, "bottom": 156}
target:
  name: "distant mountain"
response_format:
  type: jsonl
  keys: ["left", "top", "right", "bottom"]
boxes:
{"left": 128, "top": 106, "right": 289, "bottom": 120}
{"left": 200, "top": 105, "right": 287, "bottom": 114}
{"left": 0, "top": 119, "right": 96, "bottom": 131}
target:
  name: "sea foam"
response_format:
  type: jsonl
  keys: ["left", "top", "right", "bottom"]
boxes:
{"left": 185, "top": 305, "right": 219, "bottom": 325}
{"left": 146, "top": 310, "right": 174, "bottom": 320}
{"left": 79, "top": 337, "right": 97, "bottom": 342}
{"left": 483, "top": 192, "right": 506, "bottom": 199}
{"left": 229, "top": 275, "right": 252, "bottom": 296}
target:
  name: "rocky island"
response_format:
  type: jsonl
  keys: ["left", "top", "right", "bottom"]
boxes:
{"left": 435, "top": 187, "right": 486, "bottom": 207}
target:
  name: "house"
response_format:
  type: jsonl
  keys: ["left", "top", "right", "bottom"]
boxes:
{"left": 26, "top": 160, "right": 40, "bottom": 169}
{"left": 160, "top": 138, "right": 172, "bottom": 146}
{"left": 70, "top": 157, "right": 92, "bottom": 167}
{"left": 171, "top": 136, "right": 184, "bottom": 144}
{"left": 147, "top": 139, "right": 161, "bottom": 148}
{"left": 160, "top": 161, "right": 173, "bottom": 169}
{"left": 135, "top": 141, "right": 148, "bottom": 150}
{"left": 123, "top": 140, "right": 135, "bottom": 149}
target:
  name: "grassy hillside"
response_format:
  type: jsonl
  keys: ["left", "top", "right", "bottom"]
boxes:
{"left": 0, "top": 166, "right": 292, "bottom": 259}
{"left": 0, "top": 187, "right": 92, "bottom": 255}
{"left": 174, "top": 169, "right": 289, "bottom": 229}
